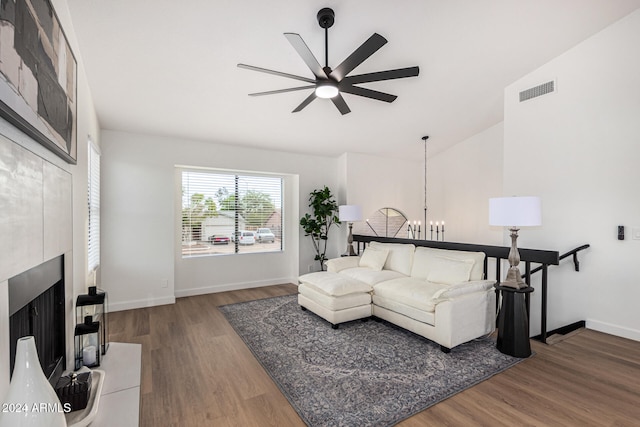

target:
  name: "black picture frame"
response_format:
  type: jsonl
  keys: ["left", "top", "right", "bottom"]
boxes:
{"left": 0, "top": 0, "right": 78, "bottom": 164}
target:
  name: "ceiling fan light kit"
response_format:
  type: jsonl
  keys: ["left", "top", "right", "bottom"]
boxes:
{"left": 238, "top": 7, "right": 419, "bottom": 114}
{"left": 315, "top": 81, "right": 339, "bottom": 99}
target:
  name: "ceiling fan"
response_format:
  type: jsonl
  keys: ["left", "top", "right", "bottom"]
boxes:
{"left": 237, "top": 8, "right": 420, "bottom": 115}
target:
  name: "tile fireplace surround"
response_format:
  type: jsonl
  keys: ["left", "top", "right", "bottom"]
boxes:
{"left": 0, "top": 136, "right": 73, "bottom": 399}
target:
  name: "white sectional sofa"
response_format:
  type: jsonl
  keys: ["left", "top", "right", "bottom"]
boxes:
{"left": 298, "top": 241, "right": 496, "bottom": 352}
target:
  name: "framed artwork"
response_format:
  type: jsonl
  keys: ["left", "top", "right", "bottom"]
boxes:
{"left": 0, "top": 0, "right": 77, "bottom": 164}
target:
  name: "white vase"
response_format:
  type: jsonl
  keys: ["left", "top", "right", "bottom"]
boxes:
{"left": 0, "top": 336, "right": 67, "bottom": 427}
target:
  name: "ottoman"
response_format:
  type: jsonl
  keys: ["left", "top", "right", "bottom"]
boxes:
{"left": 298, "top": 272, "right": 372, "bottom": 328}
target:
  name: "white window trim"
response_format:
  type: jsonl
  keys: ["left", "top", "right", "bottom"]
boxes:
{"left": 88, "top": 139, "right": 101, "bottom": 272}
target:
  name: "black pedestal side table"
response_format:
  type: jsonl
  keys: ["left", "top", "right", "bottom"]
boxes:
{"left": 495, "top": 284, "right": 534, "bottom": 358}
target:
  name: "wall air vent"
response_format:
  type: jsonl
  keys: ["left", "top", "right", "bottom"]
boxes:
{"left": 519, "top": 80, "right": 555, "bottom": 102}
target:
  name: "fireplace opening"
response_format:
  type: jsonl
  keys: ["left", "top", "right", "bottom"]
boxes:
{"left": 8, "top": 255, "right": 66, "bottom": 388}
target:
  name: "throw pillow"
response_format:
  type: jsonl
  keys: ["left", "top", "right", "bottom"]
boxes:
{"left": 427, "top": 256, "right": 474, "bottom": 285}
{"left": 359, "top": 247, "right": 389, "bottom": 271}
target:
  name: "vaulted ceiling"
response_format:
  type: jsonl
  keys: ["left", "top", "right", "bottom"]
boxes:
{"left": 66, "top": 0, "right": 640, "bottom": 160}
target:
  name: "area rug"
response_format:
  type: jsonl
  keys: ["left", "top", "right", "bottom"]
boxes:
{"left": 220, "top": 294, "right": 526, "bottom": 427}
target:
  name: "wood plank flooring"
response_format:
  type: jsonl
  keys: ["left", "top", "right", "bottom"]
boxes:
{"left": 108, "top": 285, "right": 640, "bottom": 426}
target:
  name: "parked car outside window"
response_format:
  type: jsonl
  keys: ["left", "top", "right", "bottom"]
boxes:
{"left": 231, "top": 231, "right": 255, "bottom": 245}
{"left": 208, "top": 235, "right": 230, "bottom": 245}
{"left": 256, "top": 228, "right": 275, "bottom": 243}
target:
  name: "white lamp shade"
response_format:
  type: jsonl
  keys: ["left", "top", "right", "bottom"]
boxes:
{"left": 339, "top": 205, "right": 362, "bottom": 222}
{"left": 489, "top": 196, "right": 541, "bottom": 227}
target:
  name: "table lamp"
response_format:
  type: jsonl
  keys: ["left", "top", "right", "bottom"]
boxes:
{"left": 339, "top": 205, "right": 362, "bottom": 256}
{"left": 489, "top": 196, "right": 541, "bottom": 289}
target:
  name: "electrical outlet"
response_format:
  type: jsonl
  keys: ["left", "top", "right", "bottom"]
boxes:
{"left": 308, "top": 265, "right": 314, "bottom": 272}
{"left": 161, "top": 279, "right": 168, "bottom": 288}
{"left": 633, "top": 227, "right": 640, "bottom": 240}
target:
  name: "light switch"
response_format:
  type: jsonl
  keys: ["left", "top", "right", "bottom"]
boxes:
{"left": 633, "top": 227, "right": 640, "bottom": 240}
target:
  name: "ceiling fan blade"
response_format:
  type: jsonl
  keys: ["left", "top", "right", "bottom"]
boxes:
{"left": 331, "top": 94, "right": 351, "bottom": 115}
{"left": 238, "top": 63, "right": 316, "bottom": 84}
{"left": 249, "top": 86, "right": 316, "bottom": 96}
{"left": 339, "top": 85, "right": 397, "bottom": 103}
{"left": 330, "top": 33, "right": 387, "bottom": 81}
{"left": 292, "top": 92, "right": 318, "bottom": 113}
{"left": 342, "top": 66, "right": 420, "bottom": 85}
{"left": 284, "top": 33, "right": 325, "bottom": 78}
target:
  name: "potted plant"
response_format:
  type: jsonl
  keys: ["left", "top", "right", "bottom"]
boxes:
{"left": 300, "top": 186, "right": 340, "bottom": 271}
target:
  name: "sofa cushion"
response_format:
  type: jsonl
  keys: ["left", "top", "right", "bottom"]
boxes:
{"left": 410, "top": 247, "right": 486, "bottom": 281}
{"left": 431, "top": 280, "right": 496, "bottom": 302}
{"left": 325, "top": 256, "right": 361, "bottom": 273}
{"left": 298, "top": 272, "right": 372, "bottom": 296}
{"left": 359, "top": 247, "right": 389, "bottom": 271}
{"left": 373, "top": 277, "right": 448, "bottom": 313}
{"left": 426, "top": 256, "right": 474, "bottom": 285}
{"left": 369, "top": 241, "right": 415, "bottom": 275}
{"left": 372, "top": 295, "right": 435, "bottom": 325}
{"left": 299, "top": 283, "right": 372, "bottom": 310}
{"left": 338, "top": 267, "right": 406, "bottom": 286}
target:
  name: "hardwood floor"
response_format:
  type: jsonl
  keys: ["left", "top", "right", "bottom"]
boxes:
{"left": 109, "top": 285, "right": 640, "bottom": 426}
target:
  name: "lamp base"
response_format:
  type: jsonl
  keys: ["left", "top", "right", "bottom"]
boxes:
{"left": 500, "top": 266, "right": 527, "bottom": 289}
{"left": 342, "top": 244, "right": 357, "bottom": 257}
{"left": 342, "top": 222, "right": 357, "bottom": 256}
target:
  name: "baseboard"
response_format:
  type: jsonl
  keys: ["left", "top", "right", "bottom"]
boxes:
{"left": 586, "top": 319, "right": 640, "bottom": 342}
{"left": 109, "top": 295, "right": 176, "bottom": 312}
{"left": 174, "top": 277, "right": 297, "bottom": 298}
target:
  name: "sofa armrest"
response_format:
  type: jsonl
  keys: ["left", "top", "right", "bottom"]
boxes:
{"left": 431, "top": 280, "right": 495, "bottom": 302}
{"left": 325, "top": 256, "right": 361, "bottom": 273}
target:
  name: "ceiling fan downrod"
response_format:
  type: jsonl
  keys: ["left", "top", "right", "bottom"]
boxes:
{"left": 317, "top": 8, "right": 335, "bottom": 70}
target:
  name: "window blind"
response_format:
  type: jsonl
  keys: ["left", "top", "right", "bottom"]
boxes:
{"left": 88, "top": 141, "right": 100, "bottom": 271}
{"left": 181, "top": 169, "right": 283, "bottom": 257}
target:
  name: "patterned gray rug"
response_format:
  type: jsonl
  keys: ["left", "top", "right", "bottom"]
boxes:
{"left": 220, "top": 294, "right": 526, "bottom": 427}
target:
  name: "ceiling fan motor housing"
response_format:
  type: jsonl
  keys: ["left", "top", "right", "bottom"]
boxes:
{"left": 317, "top": 8, "right": 335, "bottom": 29}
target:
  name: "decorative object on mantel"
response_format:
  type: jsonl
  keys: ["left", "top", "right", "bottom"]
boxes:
{"left": 74, "top": 316, "right": 101, "bottom": 370}
{"left": 238, "top": 8, "right": 419, "bottom": 115}
{"left": 300, "top": 186, "right": 340, "bottom": 271}
{"left": 62, "top": 369, "right": 104, "bottom": 427}
{"left": 339, "top": 205, "right": 362, "bottom": 256}
{"left": 76, "top": 287, "right": 109, "bottom": 360}
{"left": 55, "top": 371, "right": 92, "bottom": 412}
{"left": 0, "top": 336, "right": 67, "bottom": 427}
{"left": 489, "top": 196, "right": 542, "bottom": 289}
{"left": 0, "top": 0, "right": 78, "bottom": 164}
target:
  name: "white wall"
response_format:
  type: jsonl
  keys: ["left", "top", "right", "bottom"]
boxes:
{"left": 0, "top": 0, "right": 100, "bottom": 397}
{"left": 100, "top": 130, "right": 340, "bottom": 310}
{"left": 504, "top": 9, "right": 640, "bottom": 340}
{"left": 427, "top": 123, "right": 504, "bottom": 245}
{"left": 342, "top": 152, "right": 424, "bottom": 235}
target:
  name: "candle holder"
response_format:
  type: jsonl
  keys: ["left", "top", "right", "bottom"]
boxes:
{"left": 76, "top": 289, "right": 109, "bottom": 359}
{"left": 74, "top": 315, "right": 101, "bottom": 369}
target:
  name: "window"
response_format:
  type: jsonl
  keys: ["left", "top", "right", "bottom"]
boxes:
{"left": 87, "top": 140, "right": 100, "bottom": 272}
{"left": 181, "top": 169, "right": 283, "bottom": 257}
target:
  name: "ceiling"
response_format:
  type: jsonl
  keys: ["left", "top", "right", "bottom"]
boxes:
{"left": 66, "top": 0, "right": 640, "bottom": 160}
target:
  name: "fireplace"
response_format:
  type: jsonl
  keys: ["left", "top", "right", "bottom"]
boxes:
{"left": 8, "top": 255, "right": 66, "bottom": 387}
